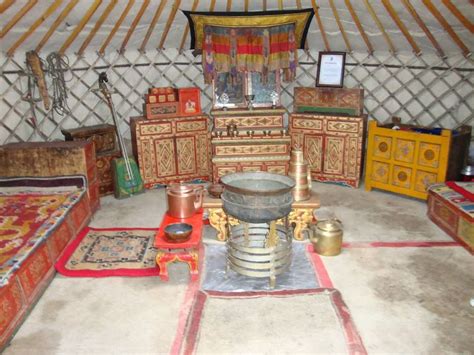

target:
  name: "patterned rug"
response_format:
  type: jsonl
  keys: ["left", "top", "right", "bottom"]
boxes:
{"left": 0, "top": 190, "right": 84, "bottom": 283}
{"left": 55, "top": 227, "right": 160, "bottom": 277}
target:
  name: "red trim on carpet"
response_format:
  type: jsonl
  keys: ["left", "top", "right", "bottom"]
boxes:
{"left": 55, "top": 227, "right": 161, "bottom": 277}
{"left": 342, "top": 241, "right": 460, "bottom": 248}
{"left": 170, "top": 244, "right": 204, "bottom": 355}
{"left": 183, "top": 291, "right": 207, "bottom": 355}
{"left": 88, "top": 226, "right": 159, "bottom": 231}
{"left": 446, "top": 181, "right": 474, "bottom": 201}
{"left": 306, "top": 244, "right": 334, "bottom": 288}
{"left": 330, "top": 290, "right": 368, "bottom": 355}
{"left": 181, "top": 288, "right": 367, "bottom": 355}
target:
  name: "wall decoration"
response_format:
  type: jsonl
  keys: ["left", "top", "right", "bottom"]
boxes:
{"left": 316, "top": 52, "right": 346, "bottom": 88}
{"left": 182, "top": 9, "right": 314, "bottom": 50}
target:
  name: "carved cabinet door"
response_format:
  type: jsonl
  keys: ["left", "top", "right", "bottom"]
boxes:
{"left": 175, "top": 136, "right": 198, "bottom": 176}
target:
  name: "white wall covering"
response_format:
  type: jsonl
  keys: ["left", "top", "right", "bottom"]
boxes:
{"left": 0, "top": 49, "right": 473, "bottom": 145}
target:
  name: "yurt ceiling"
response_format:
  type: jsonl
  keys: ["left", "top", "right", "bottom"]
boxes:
{"left": 0, "top": 1, "right": 473, "bottom": 145}
{"left": 1, "top": 0, "right": 473, "bottom": 56}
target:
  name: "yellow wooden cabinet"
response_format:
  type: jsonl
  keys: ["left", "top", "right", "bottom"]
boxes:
{"left": 365, "top": 121, "right": 471, "bottom": 200}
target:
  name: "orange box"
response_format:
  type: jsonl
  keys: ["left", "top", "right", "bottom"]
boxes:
{"left": 178, "top": 87, "right": 201, "bottom": 116}
{"left": 145, "top": 94, "right": 157, "bottom": 104}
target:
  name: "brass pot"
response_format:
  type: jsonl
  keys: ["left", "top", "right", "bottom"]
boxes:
{"left": 166, "top": 183, "right": 203, "bottom": 218}
{"left": 308, "top": 219, "right": 343, "bottom": 256}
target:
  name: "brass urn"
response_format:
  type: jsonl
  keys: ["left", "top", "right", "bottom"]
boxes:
{"left": 288, "top": 146, "right": 312, "bottom": 201}
{"left": 309, "top": 219, "right": 343, "bottom": 256}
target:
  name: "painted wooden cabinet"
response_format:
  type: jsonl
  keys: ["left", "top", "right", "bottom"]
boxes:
{"left": 289, "top": 113, "right": 367, "bottom": 188}
{"left": 131, "top": 115, "right": 212, "bottom": 188}
{"left": 365, "top": 121, "right": 471, "bottom": 200}
{"left": 211, "top": 109, "right": 290, "bottom": 182}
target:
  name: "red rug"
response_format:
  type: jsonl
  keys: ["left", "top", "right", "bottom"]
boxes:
{"left": 55, "top": 227, "right": 160, "bottom": 277}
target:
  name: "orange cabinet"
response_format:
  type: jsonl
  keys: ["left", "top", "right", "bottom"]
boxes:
{"left": 289, "top": 113, "right": 367, "bottom": 188}
{"left": 365, "top": 121, "right": 471, "bottom": 200}
{"left": 131, "top": 116, "right": 211, "bottom": 187}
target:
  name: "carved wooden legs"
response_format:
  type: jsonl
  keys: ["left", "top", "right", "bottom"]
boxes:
{"left": 288, "top": 208, "right": 314, "bottom": 241}
{"left": 155, "top": 249, "right": 199, "bottom": 281}
{"left": 207, "top": 208, "right": 238, "bottom": 241}
{"left": 206, "top": 207, "right": 314, "bottom": 241}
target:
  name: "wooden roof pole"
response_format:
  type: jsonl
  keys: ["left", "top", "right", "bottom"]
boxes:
{"left": 344, "top": 0, "right": 373, "bottom": 54}
{"left": 328, "top": 0, "right": 352, "bottom": 53}
{"left": 59, "top": 0, "right": 102, "bottom": 55}
{"left": 278, "top": 0, "right": 283, "bottom": 10}
{"left": 311, "top": 0, "right": 330, "bottom": 51}
{"left": 78, "top": 0, "right": 117, "bottom": 56}
{"left": 158, "top": 0, "right": 181, "bottom": 50}
{"left": 178, "top": 0, "right": 198, "bottom": 52}
{"left": 0, "top": 0, "right": 37, "bottom": 38}
{"left": 7, "top": 0, "right": 62, "bottom": 57}
{"left": 442, "top": 0, "right": 474, "bottom": 33}
{"left": 263, "top": 0, "right": 267, "bottom": 12}
{"left": 244, "top": 0, "right": 249, "bottom": 12}
{"left": 120, "top": 0, "right": 150, "bottom": 53}
{"left": 0, "top": 0, "right": 15, "bottom": 14}
{"left": 362, "top": 0, "right": 395, "bottom": 53}
{"left": 99, "top": 1, "right": 134, "bottom": 55}
{"left": 381, "top": 0, "right": 421, "bottom": 55}
{"left": 422, "top": 0, "right": 470, "bottom": 56}
{"left": 209, "top": 0, "right": 216, "bottom": 11}
{"left": 36, "top": 0, "right": 78, "bottom": 53}
{"left": 142, "top": 0, "right": 168, "bottom": 52}
{"left": 400, "top": 0, "right": 445, "bottom": 58}
{"left": 226, "top": 0, "right": 232, "bottom": 11}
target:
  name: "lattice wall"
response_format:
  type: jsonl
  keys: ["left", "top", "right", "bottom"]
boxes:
{"left": 0, "top": 49, "right": 473, "bottom": 145}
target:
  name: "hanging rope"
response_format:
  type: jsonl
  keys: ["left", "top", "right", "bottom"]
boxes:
{"left": 46, "top": 52, "right": 71, "bottom": 116}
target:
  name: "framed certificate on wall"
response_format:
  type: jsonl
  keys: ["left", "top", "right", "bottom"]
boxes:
{"left": 316, "top": 52, "right": 346, "bottom": 88}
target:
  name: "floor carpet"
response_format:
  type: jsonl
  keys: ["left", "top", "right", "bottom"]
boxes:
{"left": 55, "top": 227, "right": 160, "bottom": 277}
{"left": 181, "top": 289, "right": 366, "bottom": 355}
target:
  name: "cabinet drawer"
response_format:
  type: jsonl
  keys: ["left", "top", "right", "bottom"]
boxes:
{"left": 291, "top": 115, "right": 323, "bottom": 132}
{"left": 176, "top": 119, "right": 207, "bottom": 133}
{"left": 139, "top": 121, "right": 173, "bottom": 136}
{"left": 214, "top": 143, "right": 289, "bottom": 157}
{"left": 214, "top": 115, "right": 284, "bottom": 130}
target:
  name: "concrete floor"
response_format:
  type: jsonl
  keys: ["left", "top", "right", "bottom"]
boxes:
{"left": 3, "top": 182, "right": 474, "bottom": 354}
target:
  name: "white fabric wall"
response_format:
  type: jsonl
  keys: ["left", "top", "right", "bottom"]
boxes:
{"left": 0, "top": 49, "right": 473, "bottom": 145}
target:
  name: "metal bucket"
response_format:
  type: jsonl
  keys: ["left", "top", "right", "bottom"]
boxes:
{"left": 220, "top": 172, "right": 295, "bottom": 223}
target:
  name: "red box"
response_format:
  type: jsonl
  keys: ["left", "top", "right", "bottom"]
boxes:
{"left": 145, "top": 102, "right": 180, "bottom": 119}
{"left": 427, "top": 184, "right": 474, "bottom": 254}
{"left": 179, "top": 87, "right": 201, "bottom": 116}
{"left": 148, "top": 87, "right": 178, "bottom": 103}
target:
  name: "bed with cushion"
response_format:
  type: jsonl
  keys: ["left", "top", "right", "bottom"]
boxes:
{"left": 0, "top": 141, "right": 98, "bottom": 349}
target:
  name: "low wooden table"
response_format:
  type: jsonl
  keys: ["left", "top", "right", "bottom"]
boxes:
{"left": 154, "top": 213, "right": 203, "bottom": 281}
{"left": 203, "top": 192, "right": 320, "bottom": 241}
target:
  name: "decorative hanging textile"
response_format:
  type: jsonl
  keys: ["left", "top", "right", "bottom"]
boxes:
{"left": 182, "top": 9, "right": 314, "bottom": 50}
{"left": 203, "top": 24, "right": 297, "bottom": 84}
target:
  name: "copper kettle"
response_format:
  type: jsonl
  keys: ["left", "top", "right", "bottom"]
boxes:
{"left": 166, "top": 183, "right": 204, "bottom": 219}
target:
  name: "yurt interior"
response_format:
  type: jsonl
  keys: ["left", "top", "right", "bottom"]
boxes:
{"left": 0, "top": 1, "right": 473, "bottom": 354}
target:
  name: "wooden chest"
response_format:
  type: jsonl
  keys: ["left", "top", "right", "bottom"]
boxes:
{"left": 365, "top": 121, "right": 472, "bottom": 200}
{"left": 427, "top": 183, "right": 474, "bottom": 254}
{"left": 0, "top": 141, "right": 100, "bottom": 212}
{"left": 289, "top": 113, "right": 367, "bottom": 188}
{"left": 294, "top": 87, "right": 364, "bottom": 117}
{"left": 97, "top": 150, "right": 121, "bottom": 196}
{"left": 131, "top": 115, "right": 212, "bottom": 187}
{"left": 61, "top": 124, "right": 116, "bottom": 154}
{"left": 211, "top": 109, "right": 290, "bottom": 182}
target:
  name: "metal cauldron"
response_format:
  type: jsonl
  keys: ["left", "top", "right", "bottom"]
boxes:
{"left": 220, "top": 172, "right": 295, "bottom": 223}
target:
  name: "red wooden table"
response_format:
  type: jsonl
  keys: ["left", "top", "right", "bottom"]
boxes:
{"left": 154, "top": 212, "right": 203, "bottom": 281}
